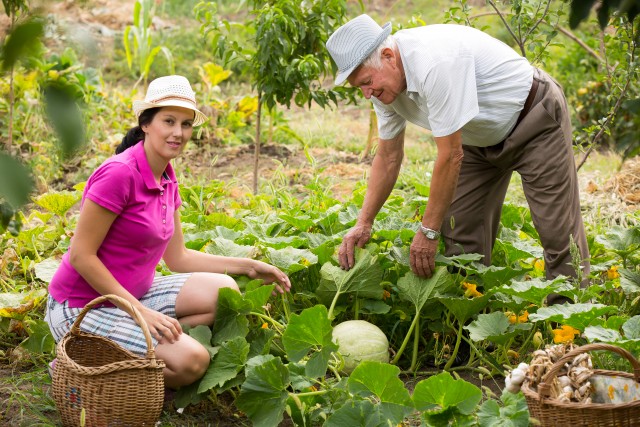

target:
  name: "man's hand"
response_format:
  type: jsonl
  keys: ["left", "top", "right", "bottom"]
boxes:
{"left": 339, "top": 223, "right": 373, "bottom": 270}
{"left": 410, "top": 232, "right": 438, "bottom": 278}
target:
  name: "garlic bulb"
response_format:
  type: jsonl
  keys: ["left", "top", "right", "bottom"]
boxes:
{"left": 523, "top": 344, "right": 594, "bottom": 404}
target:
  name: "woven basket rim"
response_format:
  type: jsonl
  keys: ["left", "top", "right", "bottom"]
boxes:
{"left": 57, "top": 331, "right": 166, "bottom": 375}
{"left": 56, "top": 295, "right": 166, "bottom": 374}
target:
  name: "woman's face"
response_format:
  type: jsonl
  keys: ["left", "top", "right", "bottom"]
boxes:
{"left": 142, "top": 106, "right": 194, "bottom": 161}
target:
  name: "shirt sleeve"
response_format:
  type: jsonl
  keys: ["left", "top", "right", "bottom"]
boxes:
{"left": 173, "top": 185, "right": 182, "bottom": 211}
{"left": 372, "top": 98, "right": 407, "bottom": 140}
{"left": 422, "top": 56, "right": 479, "bottom": 137}
{"left": 84, "top": 162, "right": 133, "bottom": 214}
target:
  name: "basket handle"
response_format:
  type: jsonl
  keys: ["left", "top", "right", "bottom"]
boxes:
{"left": 70, "top": 294, "right": 159, "bottom": 363}
{"left": 538, "top": 343, "right": 640, "bottom": 399}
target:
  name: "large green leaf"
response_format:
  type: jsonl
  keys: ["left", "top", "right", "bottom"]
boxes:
{"left": 282, "top": 305, "right": 336, "bottom": 377}
{"left": 348, "top": 361, "right": 413, "bottom": 422}
{"left": 438, "top": 293, "right": 490, "bottom": 324}
{"left": 0, "top": 153, "right": 33, "bottom": 208}
{"left": 475, "top": 265, "right": 526, "bottom": 290}
{"left": 620, "top": 268, "right": 640, "bottom": 295}
{"left": 584, "top": 325, "right": 622, "bottom": 342}
{"left": 279, "top": 213, "right": 314, "bottom": 231}
{"left": 34, "top": 191, "right": 81, "bottom": 217}
{"left": 265, "top": 246, "right": 318, "bottom": 275}
{"left": 188, "top": 324, "right": 218, "bottom": 357}
{"left": 245, "top": 284, "right": 275, "bottom": 312}
{"left": 596, "top": 226, "right": 640, "bottom": 256}
{"left": 260, "top": 234, "right": 308, "bottom": 249}
{"left": 21, "top": 319, "right": 56, "bottom": 353}
{"left": 198, "top": 336, "right": 249, "bottom": 392}
{"left": 204, "top": 238, "right": 256, "bottom": 258}
{"left": 34, "top": 257, "right": 61, "bottom": 284}
{"left": 465, "top": 312, "right": 532, "bottom": 344}
{"left": 324, "top": 400, "right": 385, "bottom": 427}
{"left": 247, "top": 327, "right": 276, "bottom": 359}
{"left": 477, "top": 391, "right": 530, "bottom": 427}
{"left": 397, "top": 267, "right": 453, "bottom": 313}
{"left": 43, "top": 83, "right": 86, "bottom": 157}
{"left": 315, "top": 249, "right": 384, "bottom": 304}
{"left": 211, "top": 287, "right": 251, "bottom": 344}
{"left": 1, "top": 18, "right": 44, "bottom": 72}
{"left": 412, "top": 371, "right": 482, "bottom": 415}
{"left": 493, "top": 277, "right": 574, "bottom": 306}
{"left": 235, "top": 355, "right": 290, "bottom": 427}
{"left": 528, "top": 303, "right": 616, "bottom": 330}
{"left": 0, "top": 289, "right": 46, "bottom": 319}
{"left": 623, "top": 315, "right": 640, "bottom": 339}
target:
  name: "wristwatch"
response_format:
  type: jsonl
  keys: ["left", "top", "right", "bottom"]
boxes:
{"left": 419, "top": 225, "right": 441, "bottom": 240}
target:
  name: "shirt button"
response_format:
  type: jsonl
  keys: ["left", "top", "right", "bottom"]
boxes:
{"left": 162, "top": 219, "right": 166, "bottom": 224}
{"left": 162, "top": 205, "right": 166, "bottom": 209}
{"left": 160, "top": 191, "right": 164, "bottom": 196}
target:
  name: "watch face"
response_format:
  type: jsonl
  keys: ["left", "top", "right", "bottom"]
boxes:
{"left": 426, "top": 230, "right": 436, "bottom": 239}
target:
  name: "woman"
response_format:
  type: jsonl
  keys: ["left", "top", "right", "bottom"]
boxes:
{"left": 45, "top": 75, "right": 291, "bottom": 388}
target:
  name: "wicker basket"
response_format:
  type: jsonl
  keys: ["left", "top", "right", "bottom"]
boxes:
{"left": 522, "top": 343, "right": 640, "bottom": 427}
{"left": 51, "top": 294, "right": 165, "bottom": 427}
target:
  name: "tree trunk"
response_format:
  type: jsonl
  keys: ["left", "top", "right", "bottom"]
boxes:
{"left": 253, "top": 93, "right": 262, "bottom": 194}
{"left": 8, "top": 66, "right": 14, "bottom": 149}
{"left": 363, "top": 106, "right": 378, "bottom": 160}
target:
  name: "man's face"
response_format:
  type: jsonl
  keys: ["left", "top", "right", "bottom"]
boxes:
{"left": 347, "top": 48, "right": 405, "bottom": 105}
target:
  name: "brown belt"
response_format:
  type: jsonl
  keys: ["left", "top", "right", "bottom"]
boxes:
{"left": 514, "top": 75, "right": 539, "bottom": 128}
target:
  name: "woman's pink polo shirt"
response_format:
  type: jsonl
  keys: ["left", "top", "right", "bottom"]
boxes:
{"left": 49, "top": 141, "right": 182, "bottom": 308}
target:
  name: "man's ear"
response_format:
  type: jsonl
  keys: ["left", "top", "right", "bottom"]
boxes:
{"left": 381, "top": 47, "right": 395, "bottom": 62}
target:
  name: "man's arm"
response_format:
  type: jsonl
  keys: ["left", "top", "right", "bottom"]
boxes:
{"left": 339, "top": 130, "right": 405, "bottom": 269}
{"left": 410, "top": 130, "right": 464, "bottom": 277}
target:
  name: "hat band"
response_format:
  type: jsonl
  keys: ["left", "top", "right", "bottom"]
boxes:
{"left": 146, "top": 94, "right": 197, "bottom": 108}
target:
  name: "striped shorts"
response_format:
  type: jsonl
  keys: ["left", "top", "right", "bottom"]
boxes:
{"left": 45, "top": 273, "right": 191, "bottom": 357}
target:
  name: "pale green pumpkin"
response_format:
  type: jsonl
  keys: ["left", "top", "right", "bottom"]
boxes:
{"left": 332, "top": 320, "right": 389, "bottom": 374}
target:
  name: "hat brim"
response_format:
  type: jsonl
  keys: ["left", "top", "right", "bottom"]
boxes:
{"left": 334, "top": 22, "right": 392, "bottom": 86}
{"left": 133, "top": 99, "right": 208, "bottom": 127}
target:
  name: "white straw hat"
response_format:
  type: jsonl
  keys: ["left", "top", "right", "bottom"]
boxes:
{"left": 133, "top": 75, "right": 207, "bottom": 126}
{"left": 326, "top": 14, "right": 392, "bottom": 85}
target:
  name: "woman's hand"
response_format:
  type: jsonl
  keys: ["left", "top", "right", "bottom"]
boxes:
{"left": 247, "top": 261, "right": 292, "bottom": 294}
{"left": 139, "top": 306, "right": 182, "bottom": 344}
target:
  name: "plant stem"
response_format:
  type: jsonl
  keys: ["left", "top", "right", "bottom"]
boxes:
{"left": 280, "top": 292, "right": 290, "bottom": 323}
{"left": 392, "top": 310, "right": 419, "bottom": 365}
{"left": 443, "top": 321, "right": 464, "bottom": 371}
{"left": 253, "top": 94, "right": 262, "bottom": 194}
{"left": 292, "top": 390, "right": 330, "bottom": 398}
{"left": 448, "top": 365, "right": 493, "bottom": 376}
{"left": 250, "top": 311, "right": 284, "bottom": 333}
{"left": 327, "top": 290, "right": 341, "bottom": 320}
{"left": 354, "top": 298, "right": 360, "bottom": 320}
{"left": 462, "top": 333, "right": 505, "bottom": 376}
{"left": 409, "top": 314, "right": 420, "bottom": 372}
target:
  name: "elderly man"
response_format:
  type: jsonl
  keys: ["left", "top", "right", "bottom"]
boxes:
{"left": 326, "top": 14, "right": 589, "bottom": 300}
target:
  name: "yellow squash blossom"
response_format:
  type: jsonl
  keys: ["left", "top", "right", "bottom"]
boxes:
{"left": 462, "top": 282, "right": 483, "bottom": 298}
{"left": 382, "top": 290, "right": 391, "bottom": 300}
{"left": 607, "top": 265, "right": 620, "bottom": 280}
{"left": 261, "top": 322, "right": 268, "bottom": 329}
{"left": 552, "top": 325, "right": 581, "bottom": 344}
{"left": 507, "top": 310, "right": 529, "bottom": 324}
{"left": 534, "top": 259, "right": 545, "bottom": 272}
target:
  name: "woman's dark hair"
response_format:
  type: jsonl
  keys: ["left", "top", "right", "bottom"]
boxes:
{"left": 115, "top": 107, "right": 161, "bottom": 154}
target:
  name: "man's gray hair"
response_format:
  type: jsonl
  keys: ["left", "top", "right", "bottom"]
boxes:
{"left": 362, "top": 35, "right": 397, "bottom": 70}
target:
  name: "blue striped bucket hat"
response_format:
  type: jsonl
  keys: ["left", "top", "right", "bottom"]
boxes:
{"left": 326, "top": 14, "right": 392, "bottom": 85}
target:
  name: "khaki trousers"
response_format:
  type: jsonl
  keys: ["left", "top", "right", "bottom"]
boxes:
{"left": 441, "top": 69, "right": 590, "bottom": 291}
